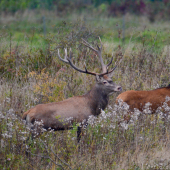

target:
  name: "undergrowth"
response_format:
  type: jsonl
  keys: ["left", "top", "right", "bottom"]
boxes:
{"left": 0, "top": 13, "right": 170, "bottom": 170}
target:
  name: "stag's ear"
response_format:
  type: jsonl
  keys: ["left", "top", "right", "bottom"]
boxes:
{"left": 96, "top": 75, "right": 103, "bottom": 83}
{"left": 96, "top": 75, "right": 100, "bottom": 82}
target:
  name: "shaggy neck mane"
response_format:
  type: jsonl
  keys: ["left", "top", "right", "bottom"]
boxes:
{"left": 85, "top": 85, "right": 109, "bottom": 116}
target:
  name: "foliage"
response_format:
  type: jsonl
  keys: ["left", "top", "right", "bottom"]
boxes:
{"left": 0, "top": 0, "right": 170, "bottom": 21}
{"left": 28, "top": 69, "right": 66, "bottom": 103}
{"left": 0, "top": 19, "right": 103, "bottom": 79}
{"left": 0, "top": 12, "right": 170, "bottom": 169}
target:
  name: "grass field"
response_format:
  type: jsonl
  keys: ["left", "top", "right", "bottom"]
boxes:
{"left": 0, "top": 10, "right": 170, "bottom": 169}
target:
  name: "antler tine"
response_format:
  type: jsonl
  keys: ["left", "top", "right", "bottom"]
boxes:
{"left": 107, "top": 56, "right": 123, "bottom": 76}
{"left": 81, "top": 39, "right": 98, "bottom": 53}
{"left": 68, "top": 48, "right": 73, "bottom": 60}
{"left": 57, "top": 47, "right": 98, "bottom": 76}
{"left": 106, "top": 57, "right": 113, "bottom": 68}
{"left": 82, "top": 38, "right": 108, "bottom": 73}
{"left": 98, "top": 36, "right": 103, "bottom": 50}
{"left": 96, "top": 36, "right": 110, "bottom": 73}
{"left": 57, "top": 41, "right": 120, "bottom": 77}
{"left": 66, "top": 51, "right": 97, "bottom": 76}
{"left": 64, "top": 48, "right": 68, "bottom": 60}
{"left": 58, "top": 48, "right": 69, "bottom": 63}
{"left": 66, "top": 55, "right": 114, "bottom": 77}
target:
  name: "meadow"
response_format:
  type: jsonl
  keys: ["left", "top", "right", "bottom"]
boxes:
{"left": 0, "top": 10, "right": 170, "bottom": 169}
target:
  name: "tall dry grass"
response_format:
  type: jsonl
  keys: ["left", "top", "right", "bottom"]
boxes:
{"left": 0, "top": 14, "right": 170, "bottom": 169}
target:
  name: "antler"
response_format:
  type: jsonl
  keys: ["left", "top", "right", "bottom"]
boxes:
{"left": 57, "top": 38, "right": 119, "bottom": 76}
{"left": 58, "top": 48, "right": 98, "bottom": 76}
{"left": 82, "top": 37, "right": 114, "bottom": 73}
{"left": 58, "top": 48, "right": 69, "bottom": 63}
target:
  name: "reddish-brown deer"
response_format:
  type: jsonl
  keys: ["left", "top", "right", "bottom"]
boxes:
{"left": 22, "top": 39, "right": 122, "bottom": 141}
{"left": 116, "top": 85, "right": 170, "bottom": 122}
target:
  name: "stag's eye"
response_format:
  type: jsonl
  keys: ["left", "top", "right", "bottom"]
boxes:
{"left": 103, "top": 81, "right": 107, "bottom": 84}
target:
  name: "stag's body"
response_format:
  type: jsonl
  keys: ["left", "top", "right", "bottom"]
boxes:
{"left": 117, "top": 85, "right": 170, "bottom": 113}
{"left": 22, "top": 38, "right": 122, "bottom": 141}
{"left": 23, "top": 80, "right": 113, "bottom": 130}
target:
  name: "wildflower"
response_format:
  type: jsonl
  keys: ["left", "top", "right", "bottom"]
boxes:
{"left": 162, "top": 101, "right": 170, "bottom": 112}
{"left": 19, "top": 131, "right": 28, "bottom": 135}
{"left": 25, "top": 104, "right": 30, "bottom": 107}
{"left": 101, "top": 110, "right": 106, "bottom": 119}
{"left": 120, "top": 122, "right": 128, "bottom": 130}
{"left": 20, "top": 137, "right": 27, "bottom": 141}
{"left": 168, "top": 115, "right": 170, "bottom": 120}
{"left": 64, "top": 117, "right": 73, "bottom": 124}
{"left": 165, "top": 96, "right": 170, "bottom": 102}
{"left": 139, "top": 136, "right": 143, "bottom": 140}
{"left": 111, "top": 110, "right": 117, "bottom": 116}
{"left": 107, "top": 105, "right": 112, "bottom": 110}
{"left": 131, "top": 108, "right": 141, "bottom": 121}
{"left": 143, "top": 102, "right": 152, "bottom": 114}
{"left": 72, "top": 137, "right": 76, "bottom": 140}
{"left": 34, "top": 98, "right": 39, "bottom": 104}
{"left": 109, "top": 124, "right": 115, "bottom": 129}
{"left": 34, "top": 120, "right": 44, "bottom": 126}
{"left": 6, "top": 97, "right": 10, "bottom": 103}
{"left": 81, "top": 119, "right": 87, "bottom": 126}
{"left": 2, "top": 133, "right": 12, "bottom": 139}
{"left": 122, "top": 102, "right": 130, "bottom": 111}
{"left": 0, "top": 111, "right": 5, "bottom": 119}
{"left": 158, "top": 112, "right": 164, "bottom": 119}
{"left": 8, "top": 108, "right": 14, "bottom": 114}
{"left": 87, "top": 115, "right": 96, "bottom": 126}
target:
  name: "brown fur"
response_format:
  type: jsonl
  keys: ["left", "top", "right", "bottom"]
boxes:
{"left": 116, "top": 85, "right": 170, "bottom": 112}
{"left": 22, "top": 75, "right": 121, "bottom": 138}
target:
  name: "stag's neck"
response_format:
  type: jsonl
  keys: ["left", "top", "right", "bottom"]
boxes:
{"left": 85, "top": 85, "right": 109, "bottom": 116}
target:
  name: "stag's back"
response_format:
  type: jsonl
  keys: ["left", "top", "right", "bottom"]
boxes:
{"left": 22, "top": 96, "right": 92, "bottom": 129}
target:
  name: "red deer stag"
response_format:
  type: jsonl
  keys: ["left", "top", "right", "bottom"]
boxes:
{"left": 22, "top": 39, "right": 122, "bottom": 141}
{"left": 116, "top": 84, "right": 170, "bottom": 122}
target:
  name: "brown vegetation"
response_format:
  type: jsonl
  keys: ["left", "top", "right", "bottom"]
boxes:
{"left": 0, "top": 12, "right": 170, "bottom": 169}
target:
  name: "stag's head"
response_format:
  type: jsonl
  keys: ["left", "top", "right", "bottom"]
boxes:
{"left": 58, "top": 38, "right": 122, "bottom": 96}
{"left": 95, "top": 74, "right": 122, "bottom": 96}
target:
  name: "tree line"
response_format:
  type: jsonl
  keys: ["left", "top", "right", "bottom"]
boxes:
{"left": 1, "top": 0, "right": 170, "bottom": 21}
